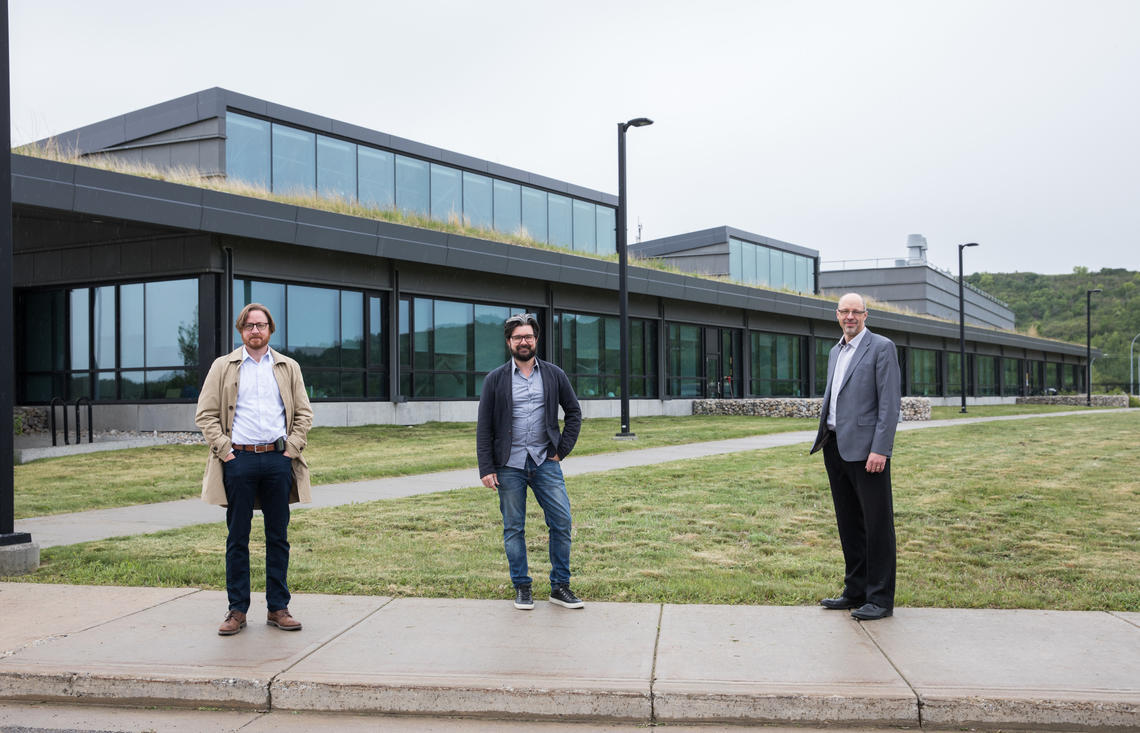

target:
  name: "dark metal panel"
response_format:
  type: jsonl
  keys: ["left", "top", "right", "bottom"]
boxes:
{"left": 11, "top": 155, "right": 77, "bottom": 210}
{"left": 73, "top": 167, "right": 204, "bottom": 231}
{"left": 123, "top": 94, "right": 201, "bottom": 142}
{"left": 387, "top": 135, "right": 444, "bottom": 161}
{"left": 294, "top": 207, "right": 382, "bottom": 256}
{"left": 59, "top": 246, "right": 92, "bottom": 281}
{"left": 199, "top": 189, "right": 298, "bottom": 244}
{"left": 440, "top": 149, "right": 491, "bottom": 173}
{"left": 119, "top": 241, "right": 154, "bottom": 276}
{"left": 12, "top": 253, "right": 33, "bottom": 286}
{"left": 264, "top": 102, "right": 334, "bottom": 133}
{"left": 89, "top": 245, "right": 121, "bottom": 278}
{"left": 32, "top": 250, "right": 62, "bottom": 281}
{"left": 330, "top": 119, "right": 391, "bottom": 149}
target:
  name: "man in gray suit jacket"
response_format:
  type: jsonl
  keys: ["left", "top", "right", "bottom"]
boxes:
{"left": 810, "top": 293, "right": 901, "bottom": 620}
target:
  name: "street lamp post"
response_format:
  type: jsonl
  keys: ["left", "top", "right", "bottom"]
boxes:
{"left": 957, "top": 243, "right": 978, "bottom": 413}
{"left": 1086, "top": 288, "right": 1101, "bottom": 405}
{"left": 1130, "top": 332, "right": 1140, "bottom": 398}
{"left": 615, "top": 117, "right": 653, "bottom": 440}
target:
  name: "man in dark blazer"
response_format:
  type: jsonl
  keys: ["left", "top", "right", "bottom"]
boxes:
{"left": 810, "top": 293, "right": 902, "bottom": 620}
{"left": 477, "top": 313, "right": 583, "bottom": 611}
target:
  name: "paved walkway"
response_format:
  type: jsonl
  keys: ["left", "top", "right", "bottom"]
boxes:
{"left": 14, "top": 408, "right": 1131, "bottom": 548}
{"left": 0, "top": 582, "right": 1137, "bottom": 729}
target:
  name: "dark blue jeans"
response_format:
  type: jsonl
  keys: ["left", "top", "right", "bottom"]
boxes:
{"left": 496, "top": 455, "right": 573, "bottom": 589}
{"left": 223, "top": 449, "right": 293, "bottom": 613}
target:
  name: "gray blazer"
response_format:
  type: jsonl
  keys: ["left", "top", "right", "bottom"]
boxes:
{"left": 810, "top": 328, "right": 902, "bottom": 462}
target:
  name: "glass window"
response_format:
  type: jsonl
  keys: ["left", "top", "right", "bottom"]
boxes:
{"left": 595, "top": 205, "right": 616, "bottom": 256}
{"left": 977, "top": 355, "right": 998, "bottom": 396}
{"left": 234, "top": 279, "right": 286, "bottom": 351}
{"left": 756, "top": 244, "right": 771, "bottom": 287}
{"left": 462, "top": 172, "right": 493, "bottom": 229}
{"left": 430, "top": 164, "right": 462, "bottom": 223}
{"left": 342, "top": 291, "right": 364, "bottom": 368}
{"left": 910, "top": 348, "right": 939, "bottom": 396}
{"left": 521, "top": 187, "right": 547, "bottom": 242}
{"left": 667, "top": 323, "right": 703, "bottom": 397}
{"left": 572, "top": 199, "right": 596, "bottom": 253}
{"left": 548, "top": 194, "right": 572, "bottom": 247}
{"left": 369, "top": 296, "right": 385, "bottom": 367}
{"left": 796, "top": 256, "right": 811, "bottom": 293}
{"left": 21, "top": 290, "right": 65, "bottom": 372}
{"left": 742, "top": 242, "right": 757, "bottom": 285}
{"left": 493, "top": 180, "right": 522, "bottom": 235}
{"left": 395, "top": 155, "right": 430, "bottom": 216}
{"left": 285, "top": 284, "right": 339, "bottom": 367}
{"left": 433, "top": 300, "right": 472, "bottom": 398}
{"left": 474, "top": 305, "right": 510, "bottom": 372}
{"left": 225, "top": 112, "right": 270, "bottom": 188}
{"left": 317, "top": 135, "right": 356, "bottom": 200}
{"left": 145, "top": 279, "right": 198, "bottom": 367}
{"left": 1002, "top": 357, "right": 1021, "bottom": 396}
{"left": 93, "top": 286, "right": 116, "bottom": 369}
{"left": 947, "top": 352, "right": 972, "bottom": 396}
{"left": 69, "top": 288, "right": 89, "bottom": 371}
{"left": 271, "top": 124, "right": 316, "bottom": 195}
{"left": 751, "top": 332, "right": 804, "bottom": 396}
{"left": 783, "top": 251, "right": 798, "bottom": 290}
{"left": 358, "top": 147, "right": 395, "bottom": 209}
{"left": 769, "top": 247, "right": 783, "bottom": 289}
{"left": 814, "top": 336, "right": 832, "bottom": 395}
{"left": 729, "top": 239, "right": 742, "bottom": 281}
{"left": 121, "top": 283, "right": 144, "bottom": 368}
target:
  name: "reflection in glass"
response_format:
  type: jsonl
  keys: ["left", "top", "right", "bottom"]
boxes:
{"left": 430, "top": 164, "right": 462, "bottom": 222}
{"left": 751, "top": 332, "right": 803, "bottom": 396}
{"left": 286, "top": 284, "right": 338, "bottom": 366}
{"left": 463, "top": 172, "right": 492, "bottom": 229}
{"left": 226, "top": 112, "right": 270, "bottom": 188}
{"left": 342, "top": 290, "right": 363, "bottom": 367}
{"left": 521, "top": 187, "right": 547, "bottom": 242}
{"left": 910, "top": 348, "right": 939, "bottom": 397}
{"left": 395, "top": 156, "right": 429, "bottom": 215}
{"left": 145, "top": 279, "right": 198, "bottom": 367}
{"left": 21, "top": 290, "right": 65, "bottom": 372}
{"left": 359, "top": 147, "right": 395, "bottom": 209}
{"left": 769, "top": 248, "right": 783, "bottom": 288}
{"left": 96, "top": 371, "right": 117, "bottom": 400}
{"left": 433, "top": 300, "right": 471, "bottom": 374}
{"left": 742, "top": 241, "right": 757, "bottom": 285}
{"left": 121, "top": 284, "right": 144, "bottom": 368}
{"left": 68, "top": 372, "right": 90, "bottom": 400}
{"left": 413, "top": 298, "right": 432, "bottom": 371}
{"left": 474, "top": 305, "right": 510, "bottom": 372}
{"left": 317, "top": 135, "right": 356, "bottom": 199}
{"left": 94, "top": 286, "right": 116, "bottom": 369}
{"left": 548, "top": 194, "right": 572, "bottom": 247}
{"left": 272, "top": 125, "right": 316, "bottom": 194}
{"left": 146, "top": 369, "right": 198, "bottom": 400}
{"left": 572, "top": 200, "right": 596, "bottom": 253}
{"left": 70, "top": 288, "right": 89, "bottom": 371}
{"left": 756, "top": 245, "right": 771, "bottom": 287}
{"left": 121, "top": 371, "right": 144, "bottom": 400}
{"left": 595, "top": 206, "right": 616, "bottom": 256}
{"left": 783, "top": 251, "right": 797, "bottom": 290}
{"left": 493, "top": 180, "right": 521, "bottom": 234}
{"left": 729, "top": 240, "right": 742, "bottom": 281}
{"left": 369, "top": 296, "right": 384, "bottom": 367}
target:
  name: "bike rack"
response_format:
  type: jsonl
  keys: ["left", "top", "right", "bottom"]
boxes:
{"left": 74, "top": 397, "right": 94, "bottom": 444}
{"left": 49, "top": 397, "right": 69, "bottom": 446}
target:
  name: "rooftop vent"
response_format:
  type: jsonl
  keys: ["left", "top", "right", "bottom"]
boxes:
{"left": 906, "top": 234, "right": 928, "bottom": 265}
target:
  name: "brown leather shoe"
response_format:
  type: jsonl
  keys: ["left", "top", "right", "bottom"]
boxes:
{"left": 218, "top": 609, "right": 246, "bottom": 636}
{"left": 266, "top": 608, "right": 302, "bottom": 631}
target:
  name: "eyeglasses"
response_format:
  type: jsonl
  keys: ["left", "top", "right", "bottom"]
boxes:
{"left": 509, "top": 334, "right": 536, "bottom": 343}
{"left": 836, "top": 309, "right": 866, "bottom": 317}
{"left": 243, "top": 322, "right": 270, "bottom": 332}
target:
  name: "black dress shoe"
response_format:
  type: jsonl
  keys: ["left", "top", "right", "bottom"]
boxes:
{"left": 850, "top": 603, "right": 893, "bottom": 620}
{"left": 820, "top": 595, "right": 864, "bottom": 610}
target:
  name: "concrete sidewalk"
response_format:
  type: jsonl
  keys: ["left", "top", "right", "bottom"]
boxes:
{"left": 14, "top": 408, "right": 1131, "bottom": 548}
{"left": 0, "top": 583, "right": 1137, "bottom": 729}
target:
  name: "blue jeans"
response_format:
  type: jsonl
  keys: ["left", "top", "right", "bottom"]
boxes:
{"left": 222, "top": 449, "right": 293, "bottom": 613}
{"left": 496, "top": 455, "right": 573, "bottom": 588}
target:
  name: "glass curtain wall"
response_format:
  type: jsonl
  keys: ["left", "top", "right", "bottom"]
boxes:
{"left": 225, "top": 111, "right": 617, "bottom": 255}
{"left": 728, "top": 237, "right": 815, "bottom": 294}
{"left": 750, "top": 332, "right": 805, "bottom": 396}
{"left": 1002, "top": 357, "right": 1022, "bottom": 396}
{"left": 234, "top": 279, "right": 386, "bottom": 400}
{"left": 977, "top": 355, "right": 998, "bottom": 396}
{"left": 398, "top": 296, "right": 530, "bottom": 399}
{"left": 19, "top": 278, "right": 200, "bottom": 402}
{"left": 946, "top": 353, "right": 973, "bottom": 397}
{"left": 666, "top": 323, "right": 704, "bottom": 396}
{"left": 909, "top": 348, "right": 940, "bottom": 396}
{"left": 814, "top": 337, "right": 832, "bottom": 395}
{"left": 555, "top": 312, "right": 658, "bottom": 398}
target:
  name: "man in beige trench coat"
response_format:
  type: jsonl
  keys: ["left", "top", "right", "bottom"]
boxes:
{"left": 196, "top": 302, "right": 313, "bottom": 636}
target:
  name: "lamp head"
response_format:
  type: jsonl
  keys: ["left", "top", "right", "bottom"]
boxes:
{"left": 626, "top": 117, "right": 654, "bottom": 128}
{"left": 1089, "top": 288, "right": 1102, "bottom": 294}
{"left": 960, "top": 242, "right": 979, "bottom": 249}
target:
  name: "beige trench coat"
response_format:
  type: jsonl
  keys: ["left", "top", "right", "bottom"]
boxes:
{"left": 195, "top": 347, "right": 313, "bottom": 507}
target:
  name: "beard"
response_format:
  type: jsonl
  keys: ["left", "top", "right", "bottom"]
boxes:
{"left": 510, "top": 342, "right": 535, "bottom": 361}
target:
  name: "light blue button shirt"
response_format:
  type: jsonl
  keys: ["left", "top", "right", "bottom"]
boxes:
{"left": 827, "top": 327, "right": 866, "bottom": 431}
{"left": 230, "top": 347, "right": 287, "bottom": 446}
{"left": 507, "top": 360, "right": 548, "bottom": 470}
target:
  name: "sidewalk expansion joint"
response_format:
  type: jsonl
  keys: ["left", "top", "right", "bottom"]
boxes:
{"left": 265, "top": 595, "right": 397, "bottom": 711}
{"left": 647, "top": 602, "right": 664, "bottom": 722}
{"left": 856, "top": 618, "right": 923, "bottom": 727}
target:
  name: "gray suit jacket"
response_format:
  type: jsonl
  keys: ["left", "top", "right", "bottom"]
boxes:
{"left": 810, "top": 328, "right": 902, "bottom": 462}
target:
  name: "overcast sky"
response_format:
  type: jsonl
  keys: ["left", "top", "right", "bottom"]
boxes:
{"left": 9, "top": 0, "right": 1139, "bottom": 275}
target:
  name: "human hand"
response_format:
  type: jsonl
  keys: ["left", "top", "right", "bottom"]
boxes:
{"left": 865, "top": 452, "right": 887, "bottom": 473}
{"left": 481, "top": 473, "right": 499, "bottom": 489}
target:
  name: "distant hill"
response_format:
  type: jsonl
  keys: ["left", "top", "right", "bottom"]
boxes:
{"left": 965, "top": 268, "right": 1140, "bottom": 391}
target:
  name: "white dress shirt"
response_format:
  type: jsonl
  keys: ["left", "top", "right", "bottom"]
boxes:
{"left": 827, "top": 327, "right": 867, "bottom": 431}
{"left": 230, "top": 347, "right": 287, "bottom": 446}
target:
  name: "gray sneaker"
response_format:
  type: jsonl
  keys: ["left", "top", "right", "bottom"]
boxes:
{"left": 549, "top": 585, "right": 584, "bottom": 609}
{"left": 513, "top": 584, "right": 534, "bottom": 610}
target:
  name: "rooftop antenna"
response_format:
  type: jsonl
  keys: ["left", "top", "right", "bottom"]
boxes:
{"left": 636, "top": 218, "right": 643, "bottom": 243}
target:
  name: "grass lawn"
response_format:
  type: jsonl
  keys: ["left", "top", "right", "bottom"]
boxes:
{"left": 13, "top": 415, "right": 816, "bottom": 519}
{"left": 929, "top": 403, "right": 1111, "bottom": 419}
{"left": 12, "top": 411, "right": 1138, "bottom": 611}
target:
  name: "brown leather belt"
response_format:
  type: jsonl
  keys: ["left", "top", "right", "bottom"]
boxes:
{"left": 232, "top": 443, "right": 280, "bottom": 453}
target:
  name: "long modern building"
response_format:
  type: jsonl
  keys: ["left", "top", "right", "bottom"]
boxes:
{"left": 12, "top": 89, "right": 1090, "bottom": 430}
